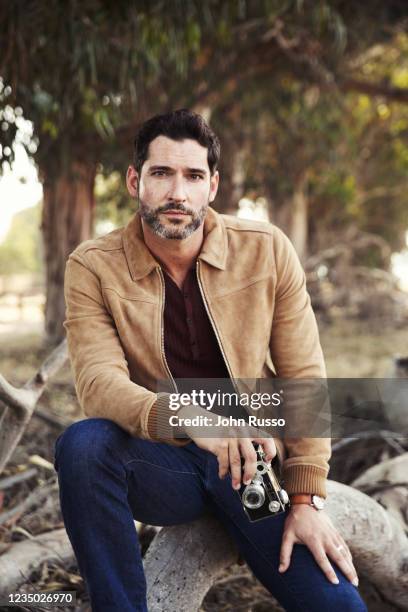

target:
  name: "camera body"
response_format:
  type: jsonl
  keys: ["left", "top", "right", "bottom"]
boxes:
{"left": 238, "top": 444, "right": 289, "bottom": 522}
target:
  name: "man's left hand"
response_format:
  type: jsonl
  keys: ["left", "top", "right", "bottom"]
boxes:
{"left": 278, "top": 505, "right": 359, "bottom": 587}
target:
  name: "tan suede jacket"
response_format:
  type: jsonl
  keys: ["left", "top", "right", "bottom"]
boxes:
{"left": 64, "top": 206, "right": 331, "bottom": 497}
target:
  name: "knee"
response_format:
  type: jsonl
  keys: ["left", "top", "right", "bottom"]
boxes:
{"left": 54, "top": 418, "right": 126, "bottom": 473}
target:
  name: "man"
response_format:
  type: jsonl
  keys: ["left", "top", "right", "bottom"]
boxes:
{"left": 54, "top": 109, "right": 367, "bottom": 611}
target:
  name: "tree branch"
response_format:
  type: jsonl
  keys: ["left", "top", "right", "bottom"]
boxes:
{"left": 0, "top": 340, "right": 68, "bottom": 475}
{"left": 340, "top": 78, "right": 408, "bottom": 103}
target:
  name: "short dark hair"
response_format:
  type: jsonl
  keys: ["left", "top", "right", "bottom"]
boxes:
{"left": 133, "top": 109, "right": 220, "bottom": 175}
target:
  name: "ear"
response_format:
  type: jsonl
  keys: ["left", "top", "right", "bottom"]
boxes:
{"left": 126, "top": 165, "right": 139, "bottom": 198}
{"left": 209, "top": 170, "right": 219, "bottom": 203}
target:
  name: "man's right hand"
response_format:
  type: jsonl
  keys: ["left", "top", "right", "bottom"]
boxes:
{"left": 176, "top": 404, "right": 277, "bottom": 490}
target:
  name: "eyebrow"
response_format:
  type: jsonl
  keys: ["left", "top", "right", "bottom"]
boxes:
{"left": 149, "top": 165, "right": 207, "bottom": 175}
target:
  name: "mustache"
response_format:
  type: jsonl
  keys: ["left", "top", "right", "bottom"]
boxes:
{"left": 156, "top": 203, "right": 193, "bottom": 215}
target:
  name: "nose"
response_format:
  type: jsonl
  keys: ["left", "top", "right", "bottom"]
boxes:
{"left": 167, "top": 173, "right": 187, "bottom": 202}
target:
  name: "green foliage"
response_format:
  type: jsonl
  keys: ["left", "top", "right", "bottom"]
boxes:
{"left": 1, "top": 0, "right": 407, "bottom": 262}
{"left": 94, "top": 171, "right": 134, "bottom": 227}
{"left": 0, "top": 205, "right": 42, "bottom": 275}
{"left": 0, "top": 0, "right": 218, "bottom": 176}
{"left": 3, "top": 0, "right": 396, "bottom": 176}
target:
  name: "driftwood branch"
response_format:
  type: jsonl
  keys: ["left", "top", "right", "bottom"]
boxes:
{"left": 0, "top": 528, "right": 73, "bottom": 595}
{"left": 325, "top": 480, "right": 408, "bottom": 610}
{"left": 305, "top": 229, "right": 392, "bottom": 271}
{"left": 332, "top": 430, "right": 406, "bottom": 454}
{"left": 144, "top": 514, "right": 238, "bottom": 612}
{"left": 351, "top": 453, "right": 408, "bottom": 534}
{"left": 0, "top": 468, "right": 38, "bottom": 491}
{"left": 0, "top": 339, "right": 68, "bottom": 475}
{"left": 0, "top": 479, "right": 59, "bottom": 527}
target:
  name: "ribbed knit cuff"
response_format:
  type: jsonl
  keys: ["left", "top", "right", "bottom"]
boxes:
{"left": 282, "top": 464, "right": 328, "bottom": 498}
{"left": 147, "top": 393, "right": 190, "bottom": 446}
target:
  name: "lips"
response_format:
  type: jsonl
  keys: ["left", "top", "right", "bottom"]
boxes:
{"left": 162, "top": 210, "right": 189, "bottom": 216}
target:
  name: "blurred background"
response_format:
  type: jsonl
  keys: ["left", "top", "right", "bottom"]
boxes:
{"left": 0, "top": 2, "right": 408, "bottom": 610}
{"left": 1, "top": 1, "right": 408, "bottom": 360}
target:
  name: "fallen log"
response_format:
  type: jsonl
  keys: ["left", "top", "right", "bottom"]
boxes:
{"left": 325, "top": 480, "right": 408, "bottom": 611}
{"left": 144, "top": 514, "right": 238, "bottom": 612}
{"left": 0, "top": 480, "right": 407, "bottom": 610}
{"left": 0, "top": 528, "right": 74, "bottom": 594}
{"left": 351, "top": 452, "right": 408, "bottom": 533}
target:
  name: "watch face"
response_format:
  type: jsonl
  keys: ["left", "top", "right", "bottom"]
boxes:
{"left": 312, "top": 495, "right": 325, "bottom": 510}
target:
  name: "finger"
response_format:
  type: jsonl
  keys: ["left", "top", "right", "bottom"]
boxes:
{"left": 309, "top": 544, "right": 339, "bottom": 585}
{"left": 330, "top": 529, "right": 354, "bottom": 565}
{"left": 337, "top": 536, "right": 353, "bottom": 563}
{"left": 328, "top": 542, "right": 359, "bottom": 586}
{"left": 255, "top": 437, "right": 277, "bottom": 463}
{"left": 239, "top": 439, "right": 257, "bottom": 484}
{"left": 217, "top": 440, "right": 229, "bottom": 479}
{"left": 279, "top": 533, "right": 294, "bottom": 572}
{"left": 229, "top": 440, "right": 242, "bottom": 490}
{"left": 332, "top": 537, "right": 352, "bottom": 563}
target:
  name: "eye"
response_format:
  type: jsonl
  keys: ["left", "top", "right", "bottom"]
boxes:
{"left": 152, "top": 170, "right": 168, "bottom": 177}
{"left": 189, "top": 173, "right": 203, "bottom": 181}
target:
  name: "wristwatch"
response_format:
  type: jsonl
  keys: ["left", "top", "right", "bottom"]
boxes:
{"left": 289, "top": 494, "right": 325, "bottom": 510}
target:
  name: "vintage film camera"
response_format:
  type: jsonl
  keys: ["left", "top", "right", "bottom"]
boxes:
{"left": 238, "top": 444, "right": 289, "bottom": 521}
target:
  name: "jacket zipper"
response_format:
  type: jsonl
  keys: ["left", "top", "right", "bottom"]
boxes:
{"left": 157, "top": 267, "right": 178, "bottom": 393}
{"left": 196, "top": 260, "right": 283, "bottom": 468}
{"left": 196, "top": 260, "right": 239, "bottom": 395}
{"left": 159, "top": 261, "right": 238, "bottom": 395}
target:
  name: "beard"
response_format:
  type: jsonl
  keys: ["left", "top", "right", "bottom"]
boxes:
{"left": 138, "top": 196, "right": 209, "bottom": 240}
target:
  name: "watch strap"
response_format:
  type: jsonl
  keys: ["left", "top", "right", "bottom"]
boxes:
{"left": 289, "top": 494, "right": 313, "bottom": 505}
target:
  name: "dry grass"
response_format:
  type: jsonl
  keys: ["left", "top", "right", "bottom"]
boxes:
{"left": 319, "top": 317, "right": 408, "bottom": 378}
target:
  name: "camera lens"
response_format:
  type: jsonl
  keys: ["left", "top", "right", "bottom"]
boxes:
{"left": 242, "top": 483, "right": 265, "bottom": 509}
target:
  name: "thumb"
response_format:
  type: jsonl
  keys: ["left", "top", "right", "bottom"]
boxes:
{"left": 279, "top": 535, "right": 294, "bottom": 573}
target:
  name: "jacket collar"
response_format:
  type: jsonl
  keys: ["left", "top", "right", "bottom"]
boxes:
{"left": 122, "top": 206, "right": 228, "bottom": 281}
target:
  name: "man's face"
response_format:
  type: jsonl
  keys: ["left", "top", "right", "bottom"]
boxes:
{"left": 127, "top": 135, "right": 219, "bottom": 240}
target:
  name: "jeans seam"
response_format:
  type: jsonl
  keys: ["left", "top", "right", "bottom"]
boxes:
{"left": 204, "top": 450, "right": 213, "bottom": 489}
{"left": 124, "top": 458, "right": 198, "bottom": 475}
{"left": 84, "top": 440, "right": 148, "bottom": 611}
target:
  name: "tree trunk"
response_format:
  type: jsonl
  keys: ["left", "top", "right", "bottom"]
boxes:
{"left": 215, "top": 141, "right": 245, "bottom": 215}
{"left": 271, "top": 198, "right": 291, "bottom": 237}
{"left": 269, "top": 173, "right": 309, "bottom": 261}
{"left": 212, "top": 106, "right": 245, "bottom": 216}
{"left": 41, "top": 162, "right": 96, "bottom": 346}
{"left": 290, "top": 174, "right": 309, "bottom": 261}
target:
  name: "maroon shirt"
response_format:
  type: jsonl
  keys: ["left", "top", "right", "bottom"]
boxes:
{"left": 147, "top": 266, "right": 248, "bottom": 437}
{"left": 163, "top": 267, "right": 230, "bottom": 381}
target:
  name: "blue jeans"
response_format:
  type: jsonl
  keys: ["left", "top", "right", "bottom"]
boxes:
{"left": 54, "top": 418, "right": 367, "bottom": 612}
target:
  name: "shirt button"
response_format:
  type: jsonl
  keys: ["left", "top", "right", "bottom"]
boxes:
{"left": 184, "top": 292, "right": 189, "bottom": 298}
{"left": 186, "top": 317, "right": 192, "bottom": 324}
